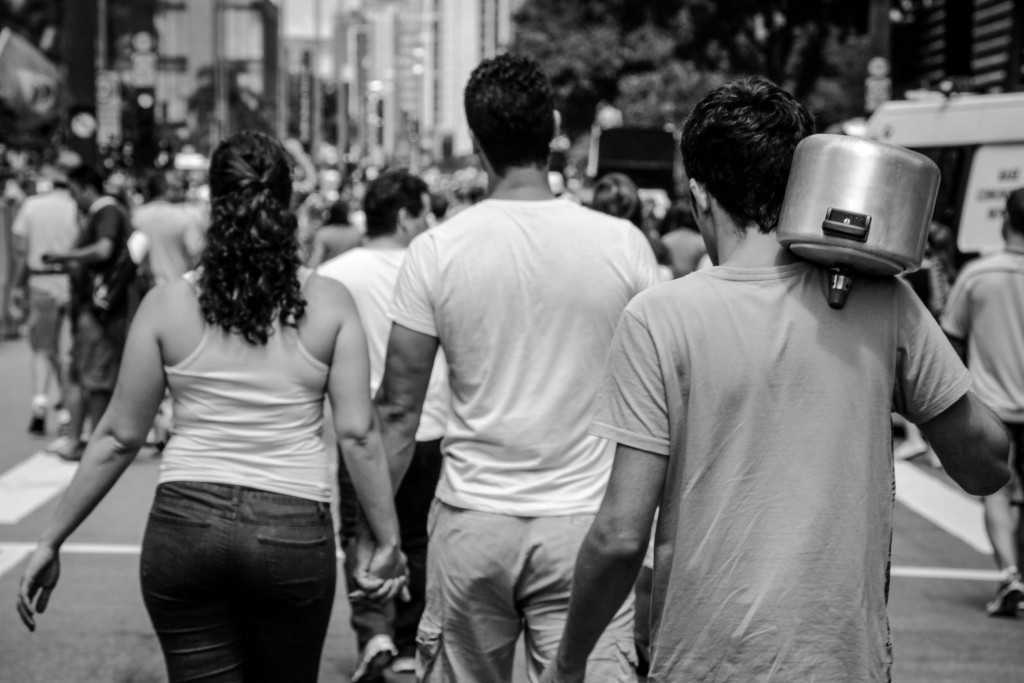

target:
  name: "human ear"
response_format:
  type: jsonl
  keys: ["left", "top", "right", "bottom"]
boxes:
{"left": 689, "top": 179, "right": 710, "bottom": 214}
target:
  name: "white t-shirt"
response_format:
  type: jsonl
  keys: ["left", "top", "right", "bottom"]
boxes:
{"left": 132, "top": 200, "right": 205, "bottom": 286}
{"left": 12, "top": 189, "right": 79, "bottom": 302}
{"left": 389, "top": 198, "right": 660, "bottom": 516}
{"left": 319, "top": 247, "right": 449, "bottom": 441}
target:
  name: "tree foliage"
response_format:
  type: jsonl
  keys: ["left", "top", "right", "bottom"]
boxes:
{"left": 512, "top": 0, "right": 899, "bottom": 141}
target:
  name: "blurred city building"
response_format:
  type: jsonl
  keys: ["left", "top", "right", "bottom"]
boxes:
{"left": 155, "top": 0, "right": 280, "bottom": 151}
{"left": 898, "top": 0, "right": 1024, "bottom": 94}
{"left": 322, "top": 0, "right": 525, "bottom": 168}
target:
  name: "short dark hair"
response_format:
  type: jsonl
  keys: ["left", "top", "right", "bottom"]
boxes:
{"left": 591, "top": 173, "right": 643, "bottom": 228}
{"left": 324, "top": 199, "right": 350, "bottom": 226}
{"left": 362, "top": 169, "right": 428, "bottom": 239}
{"left": 464, "top": 53, "right": 554, "bottom": 175}
{"left": 1006, "top": 188, "right": 1024, "bottom": 235}
{"left": 144, "top": 169, "right": 169, "bottom": 201}
{"left": 66, "top": 164, "right": 105, "bottom": 195}
{"left": 430, "top": 192, "right": 449, "bottom": 221}
{"left": 680, "top": 77, "right": 815, "bottom": 234}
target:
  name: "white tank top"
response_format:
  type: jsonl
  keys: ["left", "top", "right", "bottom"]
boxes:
{"left": 159, "top": 269, "right": 332, "bottom": 502}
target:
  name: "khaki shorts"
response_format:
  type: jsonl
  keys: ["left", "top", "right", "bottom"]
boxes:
{"left": 416, "top": 500, "right": 637, "bottom": 683}
{"left": 70, "top": 310, "right": 127, "bottom": 392}
{"left": 27, "top": 288, "right": 66, "bottom": 356}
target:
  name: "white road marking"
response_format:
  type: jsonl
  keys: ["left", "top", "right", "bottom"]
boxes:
{"left": 0, "top": 542, "right": 1001, "bottom": 583}
{"left": 891, "top": 566, "right": 1002, "bottom": 581}
{"left": 0, "top": 544, "right": 32, "bottom": 580}
{"left": 894, "top": 460, "right": 992, "bottom": 555}
{"left": 0, "top": 452, "right": 78, "bottom": 524}
{"left": 0, "top": 543, "right": 346, "bottom": 579}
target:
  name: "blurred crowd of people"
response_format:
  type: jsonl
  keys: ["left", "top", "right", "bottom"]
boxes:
{"left": 3, "top": 48, "right": 1020, "bottom": 683}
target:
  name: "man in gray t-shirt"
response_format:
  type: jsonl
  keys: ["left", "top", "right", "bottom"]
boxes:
{"left": 941, "top": 189, "right": 1024, "bottom": 617}
{"left": 543, "top": 78, "right": 1009, "bottom": 683}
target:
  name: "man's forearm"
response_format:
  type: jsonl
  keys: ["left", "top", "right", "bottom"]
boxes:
{"left": 375, "top": 400, "right": 420, "bottom": 492}
{"left": 49, "top": 239, "right": 112, "bottom": 267}
{"left": 554, "top": 528, "right": 646, "bottom": 677}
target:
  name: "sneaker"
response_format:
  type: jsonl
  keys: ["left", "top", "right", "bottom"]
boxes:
{"left": 392, "top": 655, "right": 416, "bottom": 674}
{"left": 351, "top": 634, "right": 397, "bottom": 682}
{"left": 45, "top": 436, "right": 85, "bottom": 462}
{"left": 985, "top": 575, "right": 1024, "bottom": 617}
{"left": 55, "top": 407, "right": 71, "bottom": 436}
{"left": 28, "top": 411, "right": 46, "bottom": 436}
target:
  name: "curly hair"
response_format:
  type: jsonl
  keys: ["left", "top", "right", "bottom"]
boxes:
{"left": 591, "top": 173, "right": 643, "bottom": 228}
{"left": 680, "top": 77, "right": 815, "bottom": 234}
{"left": 198, "top": 130, "right": 304, "bottom": 345}
{"left": 464, "top": 53, "right": 554, "bottom": 175}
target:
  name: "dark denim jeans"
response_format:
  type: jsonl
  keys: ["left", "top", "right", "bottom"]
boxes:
{"left": 338, "top": 438, "right": 443, "bottom": 657}
{"left": 140, "top": 482, "right": 337, "bottom": 683}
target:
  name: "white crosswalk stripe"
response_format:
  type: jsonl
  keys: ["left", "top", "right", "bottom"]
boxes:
{"left": 893, "top": 460, "right": 992, "bottom": 555}
{"left": 0, "top": 451, "right": 78, "bottom": 524}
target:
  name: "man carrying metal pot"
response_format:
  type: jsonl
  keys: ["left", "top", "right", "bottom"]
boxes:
{"left": 542, "top": 77, "right": 1010, "bottom": 683}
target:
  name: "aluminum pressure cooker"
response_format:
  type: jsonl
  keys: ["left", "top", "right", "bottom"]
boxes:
{"left": 777, "top": 134, "right": 941, "bottom": 308}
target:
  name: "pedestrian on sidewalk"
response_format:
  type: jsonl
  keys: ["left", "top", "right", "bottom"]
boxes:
{"left": 542, "top": 77, "right": 1010, "bottom": 683}
{"left": 941, "top": 188, "right": 1024, "bottom": 617}
{"left": 319, "top": 168, "right": 449, "bottom": 681}
{"left": 39, "top": 165, "right": 132, "bottom": 462}
{"left": 10, "top": 164, "right": 79, "bottom": 436}
{"left": 17, "top": 131, "right": 407, "bottom": 683}
{"left": 374, "top": 53, "right": 660, "bottom": 682}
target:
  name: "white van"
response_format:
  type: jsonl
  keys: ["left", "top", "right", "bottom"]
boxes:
{"left": 866, "top": 92, "right": 1024, "bottom": 257}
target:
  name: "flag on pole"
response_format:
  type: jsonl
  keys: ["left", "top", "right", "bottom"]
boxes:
{"left": 0, "top": 27, "right": 61, "bottom": 131}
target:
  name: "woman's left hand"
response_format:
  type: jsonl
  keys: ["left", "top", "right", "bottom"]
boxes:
{"left": 17, "top": 544, "right": 61, "bottom": 632}
{"left": 350, "top": 537, "right": 408, "bottom": 604}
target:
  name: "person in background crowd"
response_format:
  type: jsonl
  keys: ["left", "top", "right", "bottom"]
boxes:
{"left": 41, "top": 165, "right": 132, "bottom": 462}
{"left": 11, "top": 163, "right": 79, "bottom": 436}
{"left": 941, "top": 188, "right": 1024, "bottom": 617}
{"left": 542, "top": 76, "right": 1009, "bottom": 683}
{"left": 374, "top": 53, "right": 659, "bottom": 682}
{"left": 429, "top": 191, "right": 449, "bottom": 224}
{"left": 895, "top": 218, "right": 960, "bottom": 465}
{"left": 131, "top": 169, "right": 205, "bottom": 287}
{"left": 17, "top": 131, "right": 407, "bottom": 683}
{"left": 591, "top": 172, "right": 672, "bottom": 282}
{"left": 659, "top": 198, "right": 707, "bottom": 278}
{"left": 320, "top": 168, "right": 450, "bottom": 681}
{"left": 307, "top": 199, "right": 363, "bottom": 269}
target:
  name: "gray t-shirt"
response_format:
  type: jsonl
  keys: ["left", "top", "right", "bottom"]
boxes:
{"left": 592, "top": 261, "right": 971, "bottom": 682}
{"left": 941, "top": 250, "right": 1024, "bottom": 423}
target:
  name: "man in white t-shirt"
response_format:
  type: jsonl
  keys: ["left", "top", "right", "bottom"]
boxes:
{"left": 319, "top": 169, "right": 449, "bottom": 681}
{"left": 132, "top": 169, "right": 204, "bottom": 286}
{"left": 11, "top": 166, "right": 80, "bottom": 435}
{"left": 373, "top": 54, "right": 659, "bottom": 682}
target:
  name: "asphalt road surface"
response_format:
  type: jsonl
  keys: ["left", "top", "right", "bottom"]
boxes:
{"left": 1, "top": 336, "right": 1022, "bottom": 682}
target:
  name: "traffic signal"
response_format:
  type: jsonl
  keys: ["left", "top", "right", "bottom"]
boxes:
{"left": 134, "top": 86, "right": 157, "bottom": 169}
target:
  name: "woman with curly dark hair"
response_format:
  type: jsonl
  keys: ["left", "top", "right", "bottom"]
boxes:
{"left": 17, "top": 131, "right": 406, "bottom": 682}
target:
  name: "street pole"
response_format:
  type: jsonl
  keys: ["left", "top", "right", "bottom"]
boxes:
{"left": 277, "top": 0, "right": 288, "bottom": 140}
{"left": 312, "top": 0, "right": 323, "bottom": 164}
{"left": 97, "top": 0, "right": 108, "bottom": 71}
{"left": 865, "top": 0, "right": 892, "bottom": 114}
{"left": 212, "top": 0, "right": 230, "bottom": 150}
